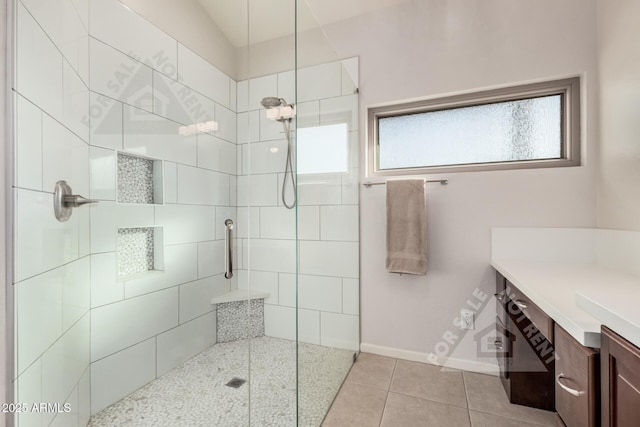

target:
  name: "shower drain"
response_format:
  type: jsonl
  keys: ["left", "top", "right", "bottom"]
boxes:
{"left": 225, "top": 377, "right": 246, "bottom": 388}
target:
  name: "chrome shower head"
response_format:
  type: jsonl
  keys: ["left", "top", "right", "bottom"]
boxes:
{"left": 260, "top": 97, "right": 287, "bottom": 109}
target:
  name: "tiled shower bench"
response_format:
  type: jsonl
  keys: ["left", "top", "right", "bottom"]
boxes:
{"left": 211, "top": 289, "right": 270, "bottom": 343}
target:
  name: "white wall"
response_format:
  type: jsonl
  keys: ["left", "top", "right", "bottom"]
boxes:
{"left": 596, "top": 0, "right": 640, "bottom": 231}
{"left": 322, "top": 0, "right": 599, "bottom": 368}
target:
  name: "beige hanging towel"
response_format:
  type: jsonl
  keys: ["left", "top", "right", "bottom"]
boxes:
{"left": 386, "top": 179, "right": 427, "bottom": 275}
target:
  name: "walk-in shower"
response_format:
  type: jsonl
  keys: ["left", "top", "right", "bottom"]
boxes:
{"left": 261, "top": 96, "right": 296, "bottom": 209}
{"left": 6, "top": 0, "right": 360, "bottom": 425}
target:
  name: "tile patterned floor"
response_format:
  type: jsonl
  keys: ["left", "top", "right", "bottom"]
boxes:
{"left": 90, "top": 337, "right": 354, "bottom": 427}
{"left": 322, "top": 353, "right": 564, "bottom": 427}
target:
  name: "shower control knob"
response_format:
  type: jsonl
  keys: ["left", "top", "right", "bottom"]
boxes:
{"left": 54, "top": 180, "right": 99, "bottom": 222}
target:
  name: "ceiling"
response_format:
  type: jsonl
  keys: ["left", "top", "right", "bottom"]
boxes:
{"left": 197, "top": 0, "right": 412, "bottom": 47}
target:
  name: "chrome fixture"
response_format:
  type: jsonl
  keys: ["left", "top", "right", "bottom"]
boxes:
{"left": 261, "top": 96, "right": 296, "bottom": 209}
{"left": 362, "top": 179, "right": 449, "bottom": 187}
{"left": 224, "top": 219, "right": 234, "bottom": 279}
{"left": 53, "top": 180, "right": 99, "bottom": 222}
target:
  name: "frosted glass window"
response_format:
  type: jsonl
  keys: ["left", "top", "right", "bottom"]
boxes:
{"left": 368, "top": 77, "right": 580, "bottom": 175}
{"left": 297, "top": 123, "right": 348, "bottom": 174}
{"left": 379, "top": 95, "right": 561, "bottom": 169}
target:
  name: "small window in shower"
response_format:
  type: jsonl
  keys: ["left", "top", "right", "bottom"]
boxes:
{"left": 117, "top": 227, "right": 164, "bottom": 279}
{"left": 297, "top": 123, "right": 348, "bottom": 174}
{"left": 368, "top": 77, "right": 580, "bottom": 176}
{"left": 117, "top": 152, "right": 164, "bottom": 204}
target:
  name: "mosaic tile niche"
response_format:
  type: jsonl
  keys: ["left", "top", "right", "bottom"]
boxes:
{"left": 117, "top": 153, "right": 163, "bottom": 204}
{"left": 118, "top": 227, "right": 163, "bottom": 277}
{"left": 216, "top": 300, "right": 265, "bottom": 343}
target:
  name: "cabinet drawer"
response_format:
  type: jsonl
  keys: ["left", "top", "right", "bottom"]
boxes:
{"left": 508, "top": 283, "right": 554, "bottom": 344}
{"left": 555, "top": 324, "right": 599, "bottom": 427}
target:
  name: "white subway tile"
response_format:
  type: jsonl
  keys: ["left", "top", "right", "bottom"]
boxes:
{"left": 341, "top": 57, "right": 359, "bottom": 95}
{"left": 321, "top": 205, "right": 359, "bottom": 242}
{"left": 237, "top": 174, "right": 278, "bottom": 207}
{"left": 90, "top": 0, "right": 178, "bottom": 78}
{"left": 215, "top": 103, "right": 236, "bottom": 143}
{"left": 197, "top": 240, "right": 225, "bottom": 278}
{"left": 42, "top": 115, "right": 89, "bottom": 196}
{"left": 215, "top": 206, "right": 236, "bottom": 240}
{"left": 125, "top": 243, "right": 198, "bottom": 298}
{"left": 15, "top": 95, "right": 43, "bottom": 191}
{"left": 236, "top": 80, "right": 248, "bottom": 112}
{"left": 177, "top": 44, "right": 230, "bottom": 108}
{"left": 91, "top": 252, "right": 123, "bottom": 308}
{"left": 78, "top": 205, "right": 91, "bottom": 259}
{"left": 17, "top": 3, "right": 63, "bottom": 120}
{"left": 153, "top": 71, "right": 216, "bottom": 126}
{"left": 62, "top": 60, "right": 90, "bottom": 142}
{"left": 249, "top": 75, "right": 277, "bottom": 110}
{"left": 260, "top": 207, "right": 295, "bottom": 240}
{"left": 285, "top": 173, "right": 342, "bottom": 206}
{"left": 15, "top": 189, "right": 79, "bottom": 282}
{"left": 236, "top": 111, "right": 260, "bottom": 144}
{"left": 259, "top": 110, "right": 287, "bottom": 141}
{"left": 17, "top": 358, "right": 43, "bottom": 426}
{"left": 242, "top": 139, "right": 288, "bottom": 175}
{"left": 90, "top": 146, "right": 116, "bottom": 200}
{"left": 320, "top": 312, "right": 359, "bottom": 351}
{"left": 90, "top": 201, "right": 154, "bottom": 253}
{"left": 89, "top": 92, "right": 123, "bottom": 150}
{"left": 91, "top": 338, "right": 156, "bottom": 414}
{"left": 342, "top": 278, "right": 359, "bottom": 315}
{"left": 163, "top": 162, "right": 177, "bottom": 203}
{"left": 243, "top": 239, "right": 296, "bottom": 274}
{"left": 278, "top": 273, "right": 296, "bottom": 307}
{"left": 157, "top": 312, "right": 216, "bottom": 376}
{"left": 299, "top": 241, "right": 359, "bottom": 278}
{"left": 299, "top": 309, "right": 321, "bottom": 345}
{"left": 299, "top": 206, "right": 320, "bottom": 240}
{"left": 91, "top": 287, "right": 178, "bottom": 361}
{"left": 296, "top": 100, "right": 320, "bottom": 129}
{"left": 179, "top": 276, "right": 228, "bottom": 323}
{"left": 298, "top": 61, "right": 342, "bottom": 102}
{"left": 89, "top": 38, "right": 153, "bottom": 111}
{"left": 229, "top": 175, "right": 237, "bottom": 206}
{"left": 176, "top": 165, "right": 230, "bottom": 206}
{"left": 16, "top": 267, "right": 63, "bottom": 374}
{"left": 41, "top": 314, "right": 90, "bottom": 425}
{"left": 21, "top": 0, "right": 89, "bottom": 82}
{"left": 277, "top": 71, "right": 294, "bottom": 106}
{"left": 62, "top": 256, "right": 90, "bottom": 330}
{"left": 197, "top": 134, "right": 237, "bottom": 175}
{"left": 237, "top": 270, "right": 278, "bottom": 304}
{"left": 299, "top": 275, "right": 342, "bottom": 313}
{"left": 236, "top": 207, "right": 260, "bottom": 239}
{"left": 264, "top": 305, "right": 295, "bottom": 340}
{"left": 50, "top": 385, "right": 79, "bottom": 427}
{"left": 320, "top": 94, "right": 359, "bottom": 131}
{"left": 229, "top": 79, "right": 237, "bottom": 112}
{"left": 123, "top": 105, "right": 197, "bottom": 166}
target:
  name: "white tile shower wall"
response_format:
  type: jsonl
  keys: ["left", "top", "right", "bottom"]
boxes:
{"left": 236, "top": 59, "right": 360, "bottom": 351}
{"left": 84, "top": 0, "right": 238, "bottom": 415}
{"left": 13, "top": 1, "right": 92, "bottom": 423}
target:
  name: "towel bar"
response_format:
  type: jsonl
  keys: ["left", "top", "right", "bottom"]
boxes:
{"left": 362, "top": 179, "right": 448, "bottom": 187}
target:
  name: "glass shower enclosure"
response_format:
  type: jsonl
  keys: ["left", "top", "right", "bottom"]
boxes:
{"left": 6, "top": 0, "right": 359, "bottom": 425}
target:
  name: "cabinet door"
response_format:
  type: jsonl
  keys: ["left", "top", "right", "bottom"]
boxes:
{"left": 555, "top": 324, "right": 599, "bottom": 427}
{"left": 601, "top": 326, "right": 640, "bottom": 427}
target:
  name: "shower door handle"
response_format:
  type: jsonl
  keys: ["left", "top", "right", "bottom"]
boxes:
{"left": 224, "top": 219, "right": 234, "bottom": 279}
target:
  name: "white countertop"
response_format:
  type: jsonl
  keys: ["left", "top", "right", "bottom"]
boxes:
{"left": 492, "top": 258, "right": 640, "bottom": 348}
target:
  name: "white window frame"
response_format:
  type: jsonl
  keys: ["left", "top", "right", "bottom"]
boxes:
{"left": 367, "top": 77, "right": 581, "bottom": 177}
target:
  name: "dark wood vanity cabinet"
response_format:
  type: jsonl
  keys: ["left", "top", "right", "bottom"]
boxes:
{"left": 495, "top": 273, "right": 555, "bottom": 411}
{"left": 601, "top": 326, "right": 640, "bottom": 427}
{"left": 554, "top": 324, "right": 599, "bottom": 427}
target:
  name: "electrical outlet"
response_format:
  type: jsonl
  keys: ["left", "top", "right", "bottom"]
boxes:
{"left": 461, "top": 309, "right": 474, "bottom": 330}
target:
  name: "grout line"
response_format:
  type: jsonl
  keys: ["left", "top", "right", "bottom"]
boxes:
{"left": 461, "top": 370, "right": 472, "bottom": 425}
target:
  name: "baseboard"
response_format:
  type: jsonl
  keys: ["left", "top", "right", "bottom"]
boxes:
{"left": 360, "top": 343, "right": 500, "bottom": 376}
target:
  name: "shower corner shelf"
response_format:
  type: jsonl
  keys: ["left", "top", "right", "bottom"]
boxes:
{"left": 116, "top": 226, "right": 165, "bottom": 281}
{"left": 210, "top": 289, "right": 271, "bottom": 305}
{"left": 116, "top": 152, "right": 165, "bottom": 205}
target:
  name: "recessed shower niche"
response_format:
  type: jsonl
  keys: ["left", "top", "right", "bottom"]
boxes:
{"left": 117, "top": 227, "right": 164, "bottom": 279}
{"left": 117, "top": 152, "right": 164, "bottom": 204}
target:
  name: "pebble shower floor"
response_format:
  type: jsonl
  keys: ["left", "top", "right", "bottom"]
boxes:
{"left": 89, "top": 337, "right": 354, "bottom": 426}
